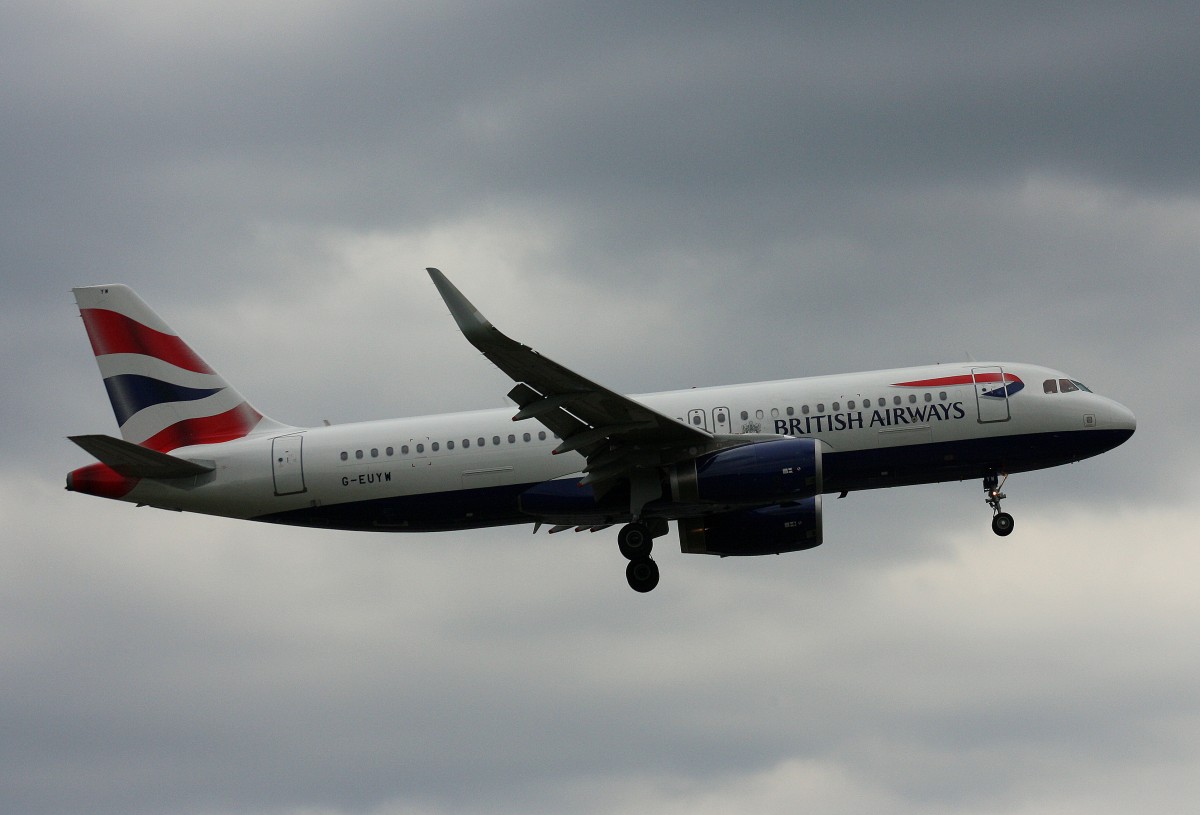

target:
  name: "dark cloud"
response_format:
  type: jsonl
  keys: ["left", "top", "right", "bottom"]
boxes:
{"left": 2, "top": 3, "right": 1197, "bottom": 814}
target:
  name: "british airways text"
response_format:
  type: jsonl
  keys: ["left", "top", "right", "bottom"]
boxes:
{"left": 774, "top": 401, "right": 967, "bottom": 436}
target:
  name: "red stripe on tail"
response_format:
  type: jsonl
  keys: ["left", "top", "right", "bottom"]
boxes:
{"left": 141, "top": 402, "right": 263, "bottom": 452}
{"left": 80, "top": 308, "right": 215, "bottom": 374}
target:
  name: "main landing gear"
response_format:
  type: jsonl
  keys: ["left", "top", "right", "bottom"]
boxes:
{"left": 984, "top": 471, "right": 1014, "bottom": 537}
{"left": 618, "top": 520, "right": 668, "bottom": 592}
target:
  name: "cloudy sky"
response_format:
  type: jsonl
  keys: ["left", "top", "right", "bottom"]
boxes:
{"left": 3, "top": 2, "right": 1198, "bottom": 813}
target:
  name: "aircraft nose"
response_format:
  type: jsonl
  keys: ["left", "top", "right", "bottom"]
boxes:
{"left": 1108, "top": 400, "right": 1137, "bottom": 438}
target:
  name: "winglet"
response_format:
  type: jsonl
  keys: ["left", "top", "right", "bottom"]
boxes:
{"left": 426, "top": 268, "right": 495, "bottom": 345}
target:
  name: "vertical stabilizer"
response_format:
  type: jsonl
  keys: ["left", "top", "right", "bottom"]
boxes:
{"left": 73, "top": 285, "right": 290, "bottom": 451}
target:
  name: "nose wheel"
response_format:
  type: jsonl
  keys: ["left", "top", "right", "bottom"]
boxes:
{"left": 984, "top": 472, "right": 1014, "bottom": 537}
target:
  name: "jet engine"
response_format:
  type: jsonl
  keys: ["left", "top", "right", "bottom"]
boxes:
{"left": 678, "top": 498, "right": 823, "bottom": 556}
{"left": 668, "top": 437, "right": 822, "bottom": 506}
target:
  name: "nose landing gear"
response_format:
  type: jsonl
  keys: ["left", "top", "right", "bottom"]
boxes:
{"left": 984, "top": 472, "right": 1014, "bottom": 536}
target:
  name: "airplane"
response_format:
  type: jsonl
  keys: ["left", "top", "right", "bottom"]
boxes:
{"left": 65, "top": 269, "right": 1136, "bottom": 592}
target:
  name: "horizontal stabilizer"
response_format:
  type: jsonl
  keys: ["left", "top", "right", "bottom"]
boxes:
{"left": 68, "top": 434, "right": 215, "bottom": 479}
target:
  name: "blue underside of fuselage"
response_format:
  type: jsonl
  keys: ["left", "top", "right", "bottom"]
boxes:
{"left": 251, "top": 428, "right": 1132, "bottom": 532}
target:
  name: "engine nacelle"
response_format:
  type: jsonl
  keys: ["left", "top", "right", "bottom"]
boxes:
{"left": 678, "top": 498, "right": 823, "bottom": 556}
{"left": 669, "top": 437, "right": 822, "bottom": 507}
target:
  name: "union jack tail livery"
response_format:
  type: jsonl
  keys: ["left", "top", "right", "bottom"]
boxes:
{"left": 73, "top": 284, "right": 286, "bottom": 451}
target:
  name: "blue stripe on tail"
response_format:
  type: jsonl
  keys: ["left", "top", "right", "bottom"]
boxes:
{"left": 102, "top": 374, "right": 223, "bottom": 426}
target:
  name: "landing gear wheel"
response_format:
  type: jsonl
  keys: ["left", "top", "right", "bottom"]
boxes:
{"left": 983, "top": 471, "right": 1014, "bottom": 537}
{"left": 618, "top": 523, "right": 653, "bottom": 560}
{"left": 626, "top": 558, "right": 660, "bottom": 593}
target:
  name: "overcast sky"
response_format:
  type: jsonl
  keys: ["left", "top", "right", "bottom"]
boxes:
{"left": 3, "top": 2, "right": 1198, "bottom": 814}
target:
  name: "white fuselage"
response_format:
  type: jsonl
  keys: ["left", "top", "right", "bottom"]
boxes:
{"left": 110, "top": 361, "right": 1135, "bottom": 531}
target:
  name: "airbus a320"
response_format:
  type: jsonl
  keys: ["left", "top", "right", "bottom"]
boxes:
{"left": 65, "top": 269, "right": 1136, "bottom": 592}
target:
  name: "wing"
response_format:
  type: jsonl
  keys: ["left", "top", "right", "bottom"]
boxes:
{"left": 427, "top": 268, "right": 712, "bottom": 504}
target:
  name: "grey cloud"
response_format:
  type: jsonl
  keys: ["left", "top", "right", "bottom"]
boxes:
{"left": 2, "top": 3, "right": 1197, "bottom": 814}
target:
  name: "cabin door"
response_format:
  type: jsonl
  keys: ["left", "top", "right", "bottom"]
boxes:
{"left": 972, "top": 366, "right": 1011, "bottom": 423}
{"left": 272, "top": 435, "right": 307, "bottom": 495}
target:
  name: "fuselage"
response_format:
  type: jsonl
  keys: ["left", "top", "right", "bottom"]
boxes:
{"left": 76, "top": 361, "right": 1135, "bottom": 532}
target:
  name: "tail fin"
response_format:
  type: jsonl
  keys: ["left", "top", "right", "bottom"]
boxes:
{"left": 73, "top": 285, "right": 289, "bottom": 451}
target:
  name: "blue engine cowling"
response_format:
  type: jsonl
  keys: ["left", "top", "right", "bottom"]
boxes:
{"left": 669, "top": 437, "right": 822, "bottom": 507}
{"left": 678, "top": 498, "right": 823, "bottom": 556}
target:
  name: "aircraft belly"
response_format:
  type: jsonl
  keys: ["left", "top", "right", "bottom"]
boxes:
{"left": 822, "top": 427, "right": 1133, "bottom": 493}
{"left": 251, "top": 480, "right": 534, "bottom": 532}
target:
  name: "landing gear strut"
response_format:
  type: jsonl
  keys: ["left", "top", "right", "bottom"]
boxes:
{"left": 618, "top": 520, "right": 667, "bottom": 592}
{"left": 984, "top": 471, "right": 1014, "bottom": 537}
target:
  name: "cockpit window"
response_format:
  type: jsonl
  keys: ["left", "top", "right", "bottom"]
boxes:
{"left": 1045, "top": 378, "right": 1094, "bottom": 395}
